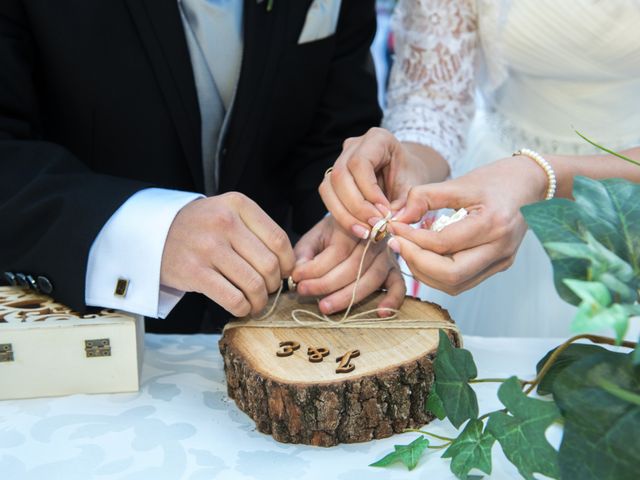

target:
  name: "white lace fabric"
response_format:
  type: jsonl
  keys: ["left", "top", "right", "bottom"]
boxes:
{"left": 383, "top": 0, "right": 640, "bottom": 173}
{"left": 382, "top": 0, "right": 479, "bottom": 170}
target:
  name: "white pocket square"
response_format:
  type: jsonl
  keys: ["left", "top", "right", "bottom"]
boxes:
{"left": 297, "top": 0, "right": 342, "bottom": 44}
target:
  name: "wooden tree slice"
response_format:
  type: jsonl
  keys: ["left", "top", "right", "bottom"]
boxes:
{"left": 218, "top": 292, "right": 459, "bottom": 447}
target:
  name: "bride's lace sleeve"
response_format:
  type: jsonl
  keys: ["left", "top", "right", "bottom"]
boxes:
{"left": 382, "top": 0, "right": 479, "bottom": 171}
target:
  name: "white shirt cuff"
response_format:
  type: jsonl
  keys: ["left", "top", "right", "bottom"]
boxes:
{"left": 85, "top": 188, "right": 203, "bottom": 318}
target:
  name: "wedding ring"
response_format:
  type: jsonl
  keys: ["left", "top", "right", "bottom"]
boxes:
{"left": 371, "top": 216, "right": 390, "bottom": 243}
{"left": 324, "top": 167, "right": 334, "bottom": 177}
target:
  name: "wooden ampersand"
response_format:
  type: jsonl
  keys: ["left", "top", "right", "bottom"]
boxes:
{"left": 307, "top": 346, "right": 330, "bottom": 363}
{"left": 335, "top": 349, "right": 360, "bottom": 373}
{"left": 276, "top": 341, "right": 300, "bottom": 357}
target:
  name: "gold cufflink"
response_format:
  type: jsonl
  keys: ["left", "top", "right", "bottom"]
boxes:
{"left": 114, "top": 278, "right": 129, "bottom": 297}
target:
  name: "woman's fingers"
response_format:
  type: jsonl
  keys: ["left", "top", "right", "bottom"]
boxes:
{"left": 406, "top": 254, "right": 515, "bottom": 296}
{"left": 392, "top": 181, "right": 474, "bottom": 224}
{"left": 340, "top": 129, "right": 396, "bottom": 210}
{"left": 322, "top": 128, "right": 415, "bottom": 235}
{"left": 320, "top": 175, "right": 371, "bottom": 240}
{"left": 388, "top": 234, "right": 516, "bottom": 294}
{"left": 390, "top": 211, "right": 493, "bottom": 255}
{"left": 330, "top": 164, "right": 382, "bottom": 229}
{"left": 330, "top": 140, "right": 386, "bottom": 224}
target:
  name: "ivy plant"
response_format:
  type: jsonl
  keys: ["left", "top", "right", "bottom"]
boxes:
{"left": 371, "top": 143, "right": 639, "bottom": 479}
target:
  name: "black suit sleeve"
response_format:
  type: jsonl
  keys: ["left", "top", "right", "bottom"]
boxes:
{"left": 287, "top": 0, "right": 382, "bottom": 235}
{"left": 0, "top": 1, "right": 149, "bottom": 310}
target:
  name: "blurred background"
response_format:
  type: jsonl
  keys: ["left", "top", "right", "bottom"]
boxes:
{"left": 372, "top": 0, "right": 396, "bottom": 108}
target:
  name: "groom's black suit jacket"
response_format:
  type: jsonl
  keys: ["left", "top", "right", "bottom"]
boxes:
{"left": 0, "top": 0, "right": 380, "bottom": 332}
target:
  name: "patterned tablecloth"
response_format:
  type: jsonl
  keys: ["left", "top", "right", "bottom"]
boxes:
{"left": 0, "top": 334, "right": 566, "bottom": 480}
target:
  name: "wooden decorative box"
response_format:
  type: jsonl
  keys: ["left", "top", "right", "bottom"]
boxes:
{"left": 0, "top": 286, "right": 144, "bottom": 400}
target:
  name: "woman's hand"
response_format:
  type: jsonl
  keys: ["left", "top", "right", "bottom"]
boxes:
{"left": 292, "top": 215, "right": 405, "bottom": 316}
{"left": 387, "top": 156, "right": 548, "bottom": 295}
{"left": 319, "top": 128, "right": 449, "bottom": 240}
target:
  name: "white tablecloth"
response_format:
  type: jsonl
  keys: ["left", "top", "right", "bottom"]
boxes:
{"left": 0, "top": 334, "right": 567, "bottom": 480}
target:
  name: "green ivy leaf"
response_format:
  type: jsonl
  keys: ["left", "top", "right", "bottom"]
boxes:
{"left": 535, "top": 343, "right": 611, "bottom": 396}
{"left": 553, "top": 351, "right": 640, "bottom": 479}
{"left": 598, "top": 272, "right": 638, "bottom": 303}
{"left": 434, "top": 330, "right": 479, "bottom": 428}
{"left": 572, "top": 303, "right": 630, "bottom": 345}
{"left": 426, "top": 387, "right": 447, "bottom": 420}
{"left": 521, "top": 198, "right": 587, "bottom": 305}
{"left": 522, "top": 177, "right": 640, "bottom": 305}
{"left": 571, "top": 177, "right": 640, "bottom": 272}
{"left": 369, "top": 436, "right": 429, "bottom": 471}
{"left": 546, "top": 232, "right": 635, "bottom": 287}
{"left": 486, "top": 377, "right": 560, "bottom": 480}
{"left": 442, "top": 419, "right": 495, "bottom": 479}
{"left": 563, "top": 279, "right": 611, "bottom": 306}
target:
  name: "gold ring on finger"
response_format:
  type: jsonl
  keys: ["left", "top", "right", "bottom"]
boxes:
{"left": 287, "top": 276, "right": 297, "bottom": 292}
{"left": 371, "top": 212, "right": 393, "bottom": 243}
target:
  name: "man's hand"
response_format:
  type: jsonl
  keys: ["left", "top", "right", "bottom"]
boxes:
{"left": 319, "top": 127, "right": 449, "bottom": 239}
{"left": 160, "top": 192, "right": 295, "bottom": 317}
{"left": 292, "top": 215, "right": 405, "bottom": 316}
{"left": 387, "top": 156, "right": 548, "bottom": 295}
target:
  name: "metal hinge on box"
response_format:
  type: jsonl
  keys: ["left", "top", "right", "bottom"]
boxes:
{"left": 85, "top": 338, "right": 111, "bottom": 358}
{"left": 0, "top": 343, "right": 14, "bottom": 362}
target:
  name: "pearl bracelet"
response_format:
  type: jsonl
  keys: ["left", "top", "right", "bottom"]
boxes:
{"left": 513, "top": 148, "right": 557, "bottom": 200}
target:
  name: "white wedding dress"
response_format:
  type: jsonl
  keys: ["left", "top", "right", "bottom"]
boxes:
{"left": 383, "top": 0, "right": 640, "bottom": 337}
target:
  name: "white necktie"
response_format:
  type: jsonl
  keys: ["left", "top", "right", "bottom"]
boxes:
{"left": 180, "top": 0, "right": 243, "bottom": 109}
{"left": 178, "top": 0, "right": 244, "bottom": 194}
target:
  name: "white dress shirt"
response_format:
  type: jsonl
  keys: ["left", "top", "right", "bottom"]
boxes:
{"left": 85, "top": 0, "right": 243, "bottom": 318}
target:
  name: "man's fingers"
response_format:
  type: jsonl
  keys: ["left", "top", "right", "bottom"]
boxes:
{"left": 319, "top": 176, "right": 371, "bottom": 240}
{"left": 376, "top": 267, "right": 406, "bottom": 316}
{"left": 296, "top": 242, "right": 378, "bottom": 296}
{"left": 230, "top": 221, "right": 284, "bottom": 293}
{"left": 210, "top": 246, "right": 269, "bottom": 315}
{"left": 228, "top": 193, "right": 295, "bottom": 277}
{"left": 317, "top": 252, "right": 392, "bottom": 314}
{"left": 294, "top": 243, "right": 350, "bottom": 284}
{"left": 390, "top": 212, "right": 492, "bottom": 255}
{"left": 293, "top": 221, "right": 324, "bottom": 267}
{"left": 195, "top": 268, "right": 252, "bottom": 317}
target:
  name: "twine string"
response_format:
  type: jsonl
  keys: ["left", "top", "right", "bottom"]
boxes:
{"left": 222, "top": 214, "right": 461, "bottom": 341}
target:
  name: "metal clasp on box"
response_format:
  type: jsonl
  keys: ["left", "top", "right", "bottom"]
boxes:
{"left": 85, "top": 338, "right": 111, "bottom": 358}
{"left": 0, "top": 343, "right": 14, "bottom": 362}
